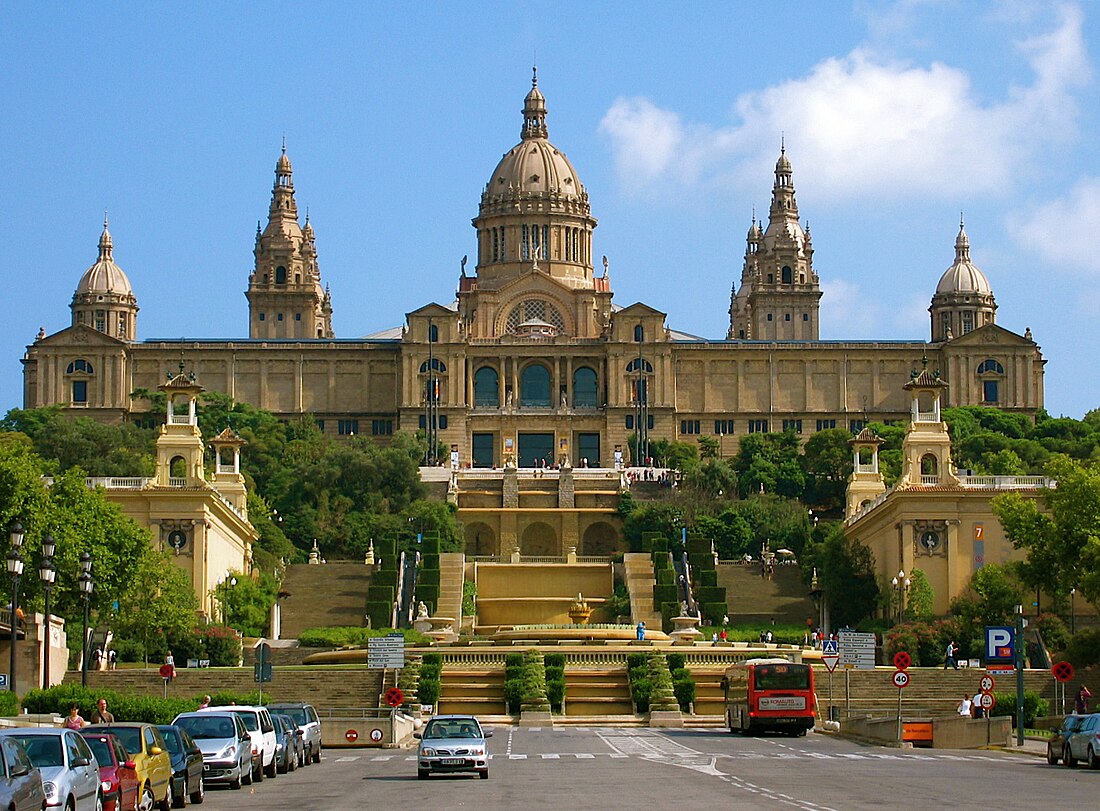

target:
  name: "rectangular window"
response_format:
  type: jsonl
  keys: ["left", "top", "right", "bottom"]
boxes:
{"left": 783, "top": 419, "right": 802, "bottom": 434}
{"left": 338, "top": 419, "right": 359, "bottom": 436}
{"left": 816, "top": 419, "right": 837, "bottom": 431}
{"left": 472, "top": 433, "right": 494, "bottom": 468}
{"left": 749, "top": 419, "right": 768, "bottom": 433}
{"left": 803, "top": 313, "right": 809, "bottom": 321}
{"left": 625, "top": 415, "right": 634, "bottom": 430}
{"left": 72, "top": 380, "right": 87, "bottom": 404}
{"left": 784, "top": 313, "right": 791, "bottom": 321}
{"left": 714, "top": 419, "right": 734, "bottom": 434}
{"left": 316, "top": 420, "right": 325, "bottom": 432}
{"left": 418, "top": 415, "right": 447, "bottom": 430}
{"left": 767, "top": 313, "right": 773, "bottom": 322}
{"left": 680, "top": 420, "right": 700, "bottom": 435}
{"left": 492, "top": 228, "right": 499, "bottom": 262}
{"left": 295, "top": 313, "right": 301, "bottom": 321}
{"left": 95, "top": 310, "right": 106, "bottom": 332}
{"left": 648, "top": 415, "right": 655, "bottom": 430}
{"left": 522, "top": 224, "right": 530, "bottom": 259}
{"left": 259, "top": 313, "right": 265, "bottom": 321}
{"left": 983, "top": 380, "right": 999, "bottom": 403}
{"left": 277, "top": 313, "right": 284, "bottom": 321}
{"left": 371, "top": 419, "right": 393, "bottom": 436}
{"left": 849, "top": 419, "right": 866, "bottom": 433}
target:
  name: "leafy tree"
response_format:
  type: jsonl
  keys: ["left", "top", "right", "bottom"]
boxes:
{"left": 905, "top": 568, "right": 935, "bottom": 621}
{"left": 1, "top": 407, "right": 155, "bottom": 477}
{"left": 801, "top": 428, "right": 853, "bottom": 512}
{"left": 696, "top": 436, "right": 719, "bottom": 459}
{"left": 113, "top": 549, "right": 200, "bottom": 664}
{"left": 680, "top": 458, "right": 737, "bottom": 500}
{"left": 801, "top": 523, "right": 879, "bottom": 628}
{"left": 993, "top": 455, "right": 1100, "bottom": 614}
{"left": 620, "top": 503, "right": 683, "bottom": 552}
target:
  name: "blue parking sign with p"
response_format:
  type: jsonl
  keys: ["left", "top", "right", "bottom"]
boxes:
{"left": 985, "top": 626, "right": 1015, "bottom": 663}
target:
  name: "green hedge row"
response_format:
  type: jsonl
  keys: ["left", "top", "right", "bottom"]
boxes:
{"left": 626, "top": 652, "right": 695, "bottom": 713}
{"left": 656, "top": 567, "right": 674, "bottom": 586}
{"left": 416, "top": 585, "right": 439, "bottom": 613}
{"left": 420, "top": 533, "right": 441, "bottom": 555}
{"left": 503, "top": 653, "right": 525, "bottom": 714}
{"left": 699, "top": 570, "right": 718, "bottom": 588}
{"left": 695, "top": 586, "right": 725, "bottom": 604}
{"left": 990, "top": 689, "right": 1048, "bottom": 728}
{"left": 417, "top": 653, "right": 442, "bottom": 705}
{"left": 366, "top": 600, "right": 392, "bottom": 628}
{"left": 372, "top": 569, "right": 398, "bottom": 589}
{"left": 545, "top": 653, "right": 566, "bottom": 714}
{"left": 419, "top": 568, "right": 441, "bottom": 588}
{"left": 20, "top": 685, "right": 265, "bottom": 725}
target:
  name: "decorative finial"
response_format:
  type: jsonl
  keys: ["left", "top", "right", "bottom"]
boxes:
{"left": 751, "top": 206, "right": 756, "bottom": 225}
{"left": 305, "top": 207, "right": 310, "bottom": 226}
{"left": 602, "top": 255, "right": 609, "bottom": 277}
{"left": 460, "top": 254, "right": 467, "bottom": 276}
{"left": 921, "top": 354, "right": 929, "bottom": 369}
{"left": 103, "top": 210, "right": 109, "bottom": 229}
{"left": 532, "top": 64, "right": 538, "bottom": 88}
{"left": 281, "top": 135, "right": 286, "bottom": 155}
{"left": 959, "top": 211, "right": 964, "bottom": 229}
{"left": 781, "top": 132, "right": 785, "bottom": 153}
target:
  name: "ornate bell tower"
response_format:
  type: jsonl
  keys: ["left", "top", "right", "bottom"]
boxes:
{"left": 896, "top": 366, "right": 959, "bottom": 489}
{"left": 845, "top": 427, "right": 887, "bottom": 518}
{"left": 155, "top": 369, "right": 206, "bottom": 487}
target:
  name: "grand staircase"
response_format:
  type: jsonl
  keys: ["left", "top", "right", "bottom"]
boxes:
{"left": 623, "top": 553, "right": 661, "bottom": 628}
{"left": 279, "top": 562, "right": 373, "bottom": 639}
{"left": 717, "top": 562, "right": 816, "bottom": 626}
{"left": 436, "top": 553, "right": 465, "bottom": 625}
{"left": 436, "top": 668, "right": 506, "bottom": 716}
{"left": 563, "top": 668, "right": 634, "bottom": 717}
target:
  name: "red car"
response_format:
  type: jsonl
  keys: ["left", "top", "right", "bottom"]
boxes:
{"left": 79, "top": 732, "right": 139, "bottom": 811}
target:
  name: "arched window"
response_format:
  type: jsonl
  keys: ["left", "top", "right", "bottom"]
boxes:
{"left": 633, "top": 324, "right": 644, "bottom": 343}
{"left": 920, "top": 454, "right": 939, "bottom": 476}
{"left": 520, "top": 364, "right": 551, "bottom": 407}
{"left": 573, "top": 367, "right": 598, "bottom": 408}
{"left": 781, "top": 266, "right": 793, "bottom": 284}
{"left": 625, "top": 358, "right": 653, "bottom": 373}
{"left": 275, "top": 266, "right": 287, "bottom": 284}
{"left": 170, "top": 456, "right": 188, "bottom": 479}
{"left": 977, "top": 359, "right": 1005, "bottom": 375}
{"left": 474, "top": 367, "right": 499, "bottom": 407}
{"left": 66, "top": 359, "right": 94, "bottom": 374}
{"left": 419, "top": 359, "right": 447, "bottom": 373}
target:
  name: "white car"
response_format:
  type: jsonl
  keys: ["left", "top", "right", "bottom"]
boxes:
{"left": 200, "top": 705, "right": 278, "bottom": 781}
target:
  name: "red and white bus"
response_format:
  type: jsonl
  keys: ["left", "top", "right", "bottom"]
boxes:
{"left": 722, "top": 657, "right": 816, "bottom": 736}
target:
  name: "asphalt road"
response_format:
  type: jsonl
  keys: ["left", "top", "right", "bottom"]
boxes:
{"left": 192, "top": 727, "right": 1098, "bottom": 811}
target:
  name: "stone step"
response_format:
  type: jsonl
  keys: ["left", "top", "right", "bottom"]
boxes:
{"left": 564, "top": 699, "right": 634, "bottom": 716}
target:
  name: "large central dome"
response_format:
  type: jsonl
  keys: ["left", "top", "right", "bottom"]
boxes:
{"left": 480, "top": 71, "right": 589, "bottom": 213}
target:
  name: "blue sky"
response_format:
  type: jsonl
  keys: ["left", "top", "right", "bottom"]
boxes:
{"left": 2, "top": 1, "right": 1098, "bottom": 417}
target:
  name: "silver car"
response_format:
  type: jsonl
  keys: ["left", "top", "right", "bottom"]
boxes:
{"left": 1064, "top": 711, "right": 1100, "bottom": 768}
{"left": 0, "top": 736, "right": 47, "bottom": 811}
{"left": 415, "top": 715, "right": 492, "bottom": 780}
{"left": 267, "top": 703, "right": 321, "bottom": 764}
{"left": 171, "top": 712, "right": 251, "bottom": 790}
{"left": 0, "top": 728, "right": 101, "bottom": 810}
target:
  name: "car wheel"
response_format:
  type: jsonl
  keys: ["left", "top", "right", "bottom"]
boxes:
{"left": 96, "top": 792, "right": 104, "bottom": 811}
{"left": 417, "top": 769, "right": 429, "bottom": 780}
{"left": 190, "top": 775, "right": 204, "bottom": 805}
{"left": 173, "top": 777, "right": 187, "bottom": 808}
{"left": 253, "top": 761, "right": 263, "bottom": 783}
{"left": 66, "top": 798, "right": 75, "bottom": 811}
{"left": 1089, "top": 746, "right": 1100, "bottom": 770}
{"left": 115, "top": 790, "right": 123, "bottom": 811}
{"left": 479, "top": 770, "right": 489, "bottom": 780}
{"left": 138, "top": 786, "right": 156, "bottom": 811}
{"left": 265, "top": 757, "right": 277, "bottom": 779}
{"left": 1064, "top": 745, "right": 1077, "bottom": 768}
{"left": 312, "top": 746, "right": 321, "bottom": 764}
{"left": 230, "top": 766, "right": 242, "bottom": 791}
{"left": 1047, "top": 743, "right": 1059, "bottom": 765}
{"left": 159, "top": 788, "right": 172, "bottom": 811}
{"left": 288, "top": 752, "right": 296, "bottom": 772}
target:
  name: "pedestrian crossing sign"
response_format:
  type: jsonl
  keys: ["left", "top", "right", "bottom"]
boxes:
{"left": 822, "top": 639, "right": 839, "bottom": 655}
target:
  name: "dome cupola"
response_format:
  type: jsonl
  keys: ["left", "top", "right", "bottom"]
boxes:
{"left": 70, "top": 215, "right": 139, "bottom": 339}
{"left": 929, "top": 217, "right": 997, "bottom": 341}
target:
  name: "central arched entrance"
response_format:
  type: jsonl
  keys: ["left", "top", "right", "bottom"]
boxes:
{"left": 581, "top": 521, "right": 621, "bottom": 557}
{"left": 464, "top": 523, "right": 497, "bottom": 556}
{"left": 520, "top": 522, "right": 557, "bottom": 556}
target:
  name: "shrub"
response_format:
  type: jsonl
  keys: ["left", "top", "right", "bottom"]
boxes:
{"left": 461, "top": 580, "right": 477, "bottom": 617}
{"left": 112, "top": 638, "right": 146, "bottom": 663}
{"left": 418, "top": 568, "right": 441, "bottom": 588}
{"left": 1036, "top": 613, "right": 1070, "bottom": 655}
{"left": 653, "top": 584, "right": 677, "bottom": 606}
{"left": 416, "top": 653, "right": 442, "bottom": 706}
{"left": 1065, "top": 628, "right": 1100, "bottom": 668}
{"left": 700, "top": 602, "right": 727, "bottom": 626}
{"left": 700, "top": 570, "right": 718, "bottom": 588}
{"left": 416, "top": 585, "right": 439, "bottom": 613}
{"left": 520, "top": 650, "right": 549, "bottom": 711}
{"left": 672, "top": 678, "right": 695, "bottom": 711}
{"left": 990, "top": 689, "right": 1048, "bottom": 728}
{"left": 0, "top": 691, "right": 19, "bottom": 717}
{"left": 365, "top": 601, "right": 392, "bottom": 629}
{"left": 666, "top": 653, "right": 685, "bottom": 671}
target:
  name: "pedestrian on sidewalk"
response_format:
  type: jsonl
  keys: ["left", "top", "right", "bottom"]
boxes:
{"left": 90, "top": 698, "right": 114, "bottom": 724}
{"left": 944, "top": 640, "right": 959, "bottom": 670}
{"left": 957, "top": 694, "right": 972, "bottom": 716}
{"left": 636, "top": 621, "right": 646, "bottom": 641}
{"left": 1075, "top": 684, "right": 1092, "bottom": 714}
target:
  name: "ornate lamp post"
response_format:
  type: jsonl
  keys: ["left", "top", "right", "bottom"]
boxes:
{"left": 891, "top": 569, "right": 910, "bottom": 624}
{"left": 7, "top": 521, "right": 24, "bottom": 695}
{"left": 221, "top": 576, "right": 237, "bottom": 627}
{"left": 79, "top": 553, "right": 93, "bottom": 688}
{"left": 38, "top": 534, "right": 56, "bottom": 690}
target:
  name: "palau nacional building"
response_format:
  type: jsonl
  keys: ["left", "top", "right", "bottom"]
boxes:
{"left": 20, "top": 75, "right": 1049, "bottom": 578}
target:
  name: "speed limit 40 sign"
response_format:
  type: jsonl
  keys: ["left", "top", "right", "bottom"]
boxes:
{"left": 892, "top": 670, "right": 910, "bottom": 688}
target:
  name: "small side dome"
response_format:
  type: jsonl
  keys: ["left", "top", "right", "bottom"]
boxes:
{"left": 775, "top": 149, "right": 792, "bottom": 173}
{"left": 75, "top": 218, "right": 134, "bottom": 297}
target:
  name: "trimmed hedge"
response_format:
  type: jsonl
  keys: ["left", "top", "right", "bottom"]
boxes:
{"left": 504, "top": 653, "right": 525, "bottom": 714}
{"left": 416, "top": 585, "right": 439, "bottom": 614}
{"left": 417, "top": 653, "right": 442, "bottom": 706}
{"left": 367, "top": 585, "right": 395, "bottom": 603}
{"left": 699, "top": 570, "right": 718, "bottom": 588}
{"left": 653, "top": 585, "right": 677, "bottom": 607}
{"left": 990, "top": 689, "right": 1048, "bottom": 728}
{"left": 20, "top": 685, "right": 264, "bottom": 725}
{"left": 366, "top": 600, "right": 392, "bottom": 628}
{"left": 421, "top": 533, "right": 441, "bottom": 555}
{"left": 372, "top": 569, "right": 398, "bottom": 589}
{"left": 694, "top": 586, "right": 725, "bottom": 604}
{"left": 656, "top": 567, "right": 674, "bottom": 586}
{"left": 418, "top": 568, "right": 441, "bottom": 588}
{"left": 544, "top": 653, "right": 566, "bottom": 714}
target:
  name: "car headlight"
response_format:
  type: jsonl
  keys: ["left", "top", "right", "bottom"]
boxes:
{"left": 420, "top": 748, "right": 436, "bottom": 757}
{"left": 42, "top": 781, "right": 57, "bottom": 800}
{"left": 101, "top": 780, "right": 113, "bottom": 792}
{"left": 469, "top": 747, "right": 485, "bottom": 756}
{"left": 218, "top": 744, "right": 237, "bottom": 760}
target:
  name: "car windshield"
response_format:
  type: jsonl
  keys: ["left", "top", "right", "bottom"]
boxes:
{"left": 98, "top": 728, "right": 141, "bottom": 754}
{"left": 12, "top": 736, "right": 63, "bottom": 768}
{"left": 274, "top": 708, "right": 308, "bottom": 725}
{"left": 231, "top": 712, "right": 259, "bottom": 732}
{"left": 160, "top": 730, "right": 182, "bottom": 755}
{"left": 753, "top": 665, "right": 811, "bottom": 691}
{"left": 83, "top": 737, "right": 114, "bottom": 767}
{"left": 423, "top": 719, "right": 482, "bottom": 739}
{"left": 175, "top": 717, "right": 235, "bottom": 740}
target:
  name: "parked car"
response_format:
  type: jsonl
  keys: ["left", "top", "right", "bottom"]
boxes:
{"left": 199, "top": 706, "right": 276, "bottom": 781}
{"left": 414, "top": 715, "right": 492, "bottom": 780}
{"left": 1064, "top": 711, "right": 1100, "bottom": 768}
{"left": 270, "top": 715, "right": 301, "bottom": 773}
{"left": 156, "top": 726, "right": 204, "bottom": 807}
{"left": 0, "top": 735, "right": 48, "bottom": 811}
{"left": 79, "top": 731, "right": 139, "bottom": 811}
{"left": 1048, "top": 714, "right": 1086, "bottom": 765}
{"left": 170, "top": 713, "right": 249, "bottom": 791}
{"left": 0, "top": 728, "right": 102, "bottom": 810}
{"left": 266, "top": 703, "right": 321, "bottom": 764}
{"left": 86, "top": 723, "right": 172, "bottom": 811}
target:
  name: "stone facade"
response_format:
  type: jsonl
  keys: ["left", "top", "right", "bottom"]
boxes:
{"left": 22, "top": 76, "right": 1045, "bottom": 484}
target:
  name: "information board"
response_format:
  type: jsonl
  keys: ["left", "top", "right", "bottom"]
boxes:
{"left": 839, "top": 631, "right": 876, "bottom": 670}
{"left": 367, "top": 634, "right": 405, "bottom": 669}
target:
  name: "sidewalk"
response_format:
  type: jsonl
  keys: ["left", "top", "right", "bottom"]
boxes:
{"left": 990, "top": 736, "right": 1048, "bottom": 758}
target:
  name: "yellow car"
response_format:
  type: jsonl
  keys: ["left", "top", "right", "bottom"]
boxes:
{"left": 85, "top": 723, "right": 172, "bottom": 811}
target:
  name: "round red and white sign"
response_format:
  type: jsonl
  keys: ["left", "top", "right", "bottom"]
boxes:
{"left": 370, "top": 729, "right": 383, "bottom": 742}
{"left": 979, "top": 675, "right": 995, "bottom": 693}
{"left": 979, "top": 692, "right": 995, "bottom": 710}
{"left": 892, "top": 670, "right": 910, "bottom": 688}
{"left": 345, "top": 729, "right": 359, "bottom": 743}
{"left": 1052, "top": 661, "right": 1075, "bottom": 683}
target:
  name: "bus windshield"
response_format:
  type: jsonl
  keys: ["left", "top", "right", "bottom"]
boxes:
{"left": 753, "top": 665, "right": 810, "bottom": 691}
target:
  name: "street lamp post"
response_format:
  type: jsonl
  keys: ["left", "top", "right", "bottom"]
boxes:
{"left": 1070, "top": 588, "right": 1076, "bottom": 635}
{"left": 891, "top": 570, "right": 910, "bottom": 624}
{"left": 7, "top": 521, "right": 24, "bottom": 696}
{"left": 38, "top": 534, "right": 56, "bottom": 690}
{"left": 222, "top": 576, "right": 237, "bottom": 627}
{"left": 78, "top": 553, "right": 93, "bottom": 688}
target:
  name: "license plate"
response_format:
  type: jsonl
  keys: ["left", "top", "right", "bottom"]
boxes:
{"left": 440, "top": 758, "right": 464, "bottom": 766}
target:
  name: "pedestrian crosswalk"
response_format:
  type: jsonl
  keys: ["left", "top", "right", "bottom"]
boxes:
{"left": 330, "top": 750, "right": 1000, "bottom": 764}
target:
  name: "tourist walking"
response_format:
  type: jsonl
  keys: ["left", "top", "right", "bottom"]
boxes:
{"left": 636, "top": 621, "right": 646, "bottom": 641}
{"left": 957, "top": 694, "right": 972, "bottom": 716}
{"left": 1075, "top": 684, "right": 1092, "bottom": 714}
{"left": 943, "top": 640, "right": 958, "bottom": 670}
{"left": 62, "top": 704, "right": 85, "bottom": 730}
{"left": 90, "top": 698, "right": 114, "bottom": 724}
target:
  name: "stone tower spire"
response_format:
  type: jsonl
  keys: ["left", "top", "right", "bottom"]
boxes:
{"left": 246, "top": 144, "right": 334, "bottom": 339}
{"left": 728, "top": 145, "right": 821, "bottom": 340}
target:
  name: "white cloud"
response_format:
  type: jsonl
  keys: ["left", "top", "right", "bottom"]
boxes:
{"left": 1006, "top": 175, "right": 1100, "bottom": 273}
{"left": 820, "top": 279, "right": 930, "bottom": 339}
{"left": 599, "top": 4, "right": 1087, "bottom": 202}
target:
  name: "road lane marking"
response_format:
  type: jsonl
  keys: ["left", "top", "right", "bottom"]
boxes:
{"left": 334, "top": 756, "right": 359, "bottom": 762}
{"left": 575, "top": 753, "right": 595, "bottom": 759}
{"left": 542, "top": 754, "right": 559, "bottom": 759}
